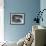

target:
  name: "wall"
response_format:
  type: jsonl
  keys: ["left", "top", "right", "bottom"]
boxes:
{"left": 40, "top": 0, "right": 46, "bottom": 27}
{"left": 4, "top": 0, "right": 40, "bottom": 42}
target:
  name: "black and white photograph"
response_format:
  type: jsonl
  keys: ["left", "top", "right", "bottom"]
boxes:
{"left": 10, "top": 13, "right": 25, "bottom": 25}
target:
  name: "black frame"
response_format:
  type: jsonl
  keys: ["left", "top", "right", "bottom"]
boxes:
{"left": 10, "top": 13, "right": 25, "bottom": 25}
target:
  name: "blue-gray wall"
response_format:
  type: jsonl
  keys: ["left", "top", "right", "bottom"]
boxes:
{"left": 4, "top": 0, "right": 40, "bottom": 42}
{"left": 40, "top": 0, "right": 46, "bottom": 27}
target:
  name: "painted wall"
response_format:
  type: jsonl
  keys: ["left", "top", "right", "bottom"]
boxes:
{"left": 40, "top": 0, "right": 46, "bottom": 27}
{"left": 4, "top": 0, "right": 40, "bottom": 42}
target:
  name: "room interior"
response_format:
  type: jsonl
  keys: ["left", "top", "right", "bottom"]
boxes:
{"left": 0, "top": 0, "right": 46, "bottom": 46}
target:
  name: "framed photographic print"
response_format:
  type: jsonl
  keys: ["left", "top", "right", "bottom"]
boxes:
{"left": 10, "top": 13, "right": 25, "bottom": 25}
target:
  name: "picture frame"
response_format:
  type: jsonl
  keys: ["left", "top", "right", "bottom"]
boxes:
{"left": 10, "top": 13, "right": 25, "bottom": 25}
